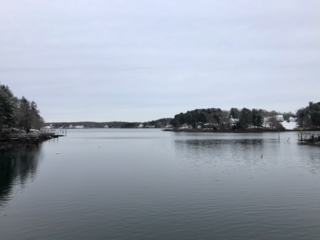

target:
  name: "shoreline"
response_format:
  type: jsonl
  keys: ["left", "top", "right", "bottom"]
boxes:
{"left": 163, "top": 129, "right": 299, "bottom": 133}
{"left": 0, "top": 133, "right": 60, "bottom": 150}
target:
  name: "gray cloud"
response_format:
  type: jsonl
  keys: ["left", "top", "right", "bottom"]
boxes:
{"left": 1, "top": 0, "right": 320, "bottom": 121}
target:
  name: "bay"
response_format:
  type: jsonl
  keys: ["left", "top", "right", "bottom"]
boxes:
{"left": 1, "top": 129, "right": 320, "bottom": 240}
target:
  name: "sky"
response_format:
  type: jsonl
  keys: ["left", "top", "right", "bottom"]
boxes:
{"left": 1, "top": 0, "right": 320, "bottom": 122}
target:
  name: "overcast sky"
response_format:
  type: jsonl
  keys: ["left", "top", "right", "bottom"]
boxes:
{"left": 1, "top": 0, "right": 320, "bottom": 122}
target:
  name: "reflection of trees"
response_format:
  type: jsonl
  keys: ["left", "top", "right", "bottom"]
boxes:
{"left": 175, "top": 139, "right": 265, "bottom": 166}
{"left": 306, "top": 156, "right": 320, "bottom": 174}
{"left": 175, "top": 139, "right": 264, "bottom": 153}
{"left": 300, "top": 147, "right": 320, "bottom": 174}
{"left": 0, "top": 145, "right": 42, "bottom": 207}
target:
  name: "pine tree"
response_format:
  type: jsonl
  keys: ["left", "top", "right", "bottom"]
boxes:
{"left": 239, "top": 108, "right": 252, "bottom": 129}
{"left": 0, "top": 85, "right": 15, "bottom": 133}
{"left": 252, "top": 109, "right": 263, "bottom": 128}
{"left": 18, "top": 97, "right": 32, "bottom": 132}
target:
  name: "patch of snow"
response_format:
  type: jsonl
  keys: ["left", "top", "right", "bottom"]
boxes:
{"left": 229, "top": 118, "right": 239, "bottom": 124}
{"left": 280, "top": 121, "right": 298, "bottom": 130}
{"left": 289, "top": 117, "right": 297, "bottom": 122}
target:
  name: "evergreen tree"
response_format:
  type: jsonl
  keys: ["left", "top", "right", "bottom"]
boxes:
{"left": 229, "top": 108, "right": 240, "bottom": 119}
{"left": 252, "top": 109, "right": 263, "bottom": 128}
{"left": 0, "top": 85, "right": 15, "bottom": 133}
{"left": 17, "top": 97, "right": 32, "bottom": 132}
{"left": 296, "top": 102, "right": 320, "bottom": 129}
{"left": 309, "top": 102, "right": 320, "bottom": 128}
{"left": 30, "top": 101, "right": 44, "bottom": 129}
{"left": 0, "top": 84, "right": 44, "bottom": 134}
{"left": 239, "top": 108, "right": 252, "bottom": 129}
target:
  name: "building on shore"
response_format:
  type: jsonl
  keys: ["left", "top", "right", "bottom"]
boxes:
{"left": 43, "top": 124, "right": 53, "bottom": 129}
{"left": 276, "top": 115, "right": 284, "bottom": 122}
{"left": 179, "top": 124, "right": 189, "bottom": 130}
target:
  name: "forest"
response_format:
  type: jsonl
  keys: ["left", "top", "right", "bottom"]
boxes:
{"left": 296, "top": 102, "right": 320, "bottom": 129}
{"left": 170, "top": 102, "right": 320, "bottom": 130}
{"left": 0, "top": 84, "right": 44, "bottom": 135}
{"left": 45, "top": 118, "right": 172, "bottom": 129}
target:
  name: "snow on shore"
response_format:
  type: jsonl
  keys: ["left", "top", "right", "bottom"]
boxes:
{"left": 281, "top": 121, "right": 298, "bottom": 130}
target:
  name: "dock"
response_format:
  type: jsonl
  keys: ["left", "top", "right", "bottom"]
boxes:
{"left": 298, "top": 131, "right": 320, "bottom": 145}
{"left": 0, "top": 129, "right": 66, "bottom": 142}
{"left": 40, "top": 129, "right": 67, "bottom": 138}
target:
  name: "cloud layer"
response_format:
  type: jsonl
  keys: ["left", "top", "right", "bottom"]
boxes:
{"left": 1, "top": 0, "right": 320, "bottom": 121}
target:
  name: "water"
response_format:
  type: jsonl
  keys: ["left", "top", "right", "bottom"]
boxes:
{"left": 1, "top": 129, "right": 320, "bottom": 239}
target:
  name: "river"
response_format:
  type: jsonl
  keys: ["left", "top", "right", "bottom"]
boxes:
{"left": 0, "top": 129, "right": 320, "bottom": 239}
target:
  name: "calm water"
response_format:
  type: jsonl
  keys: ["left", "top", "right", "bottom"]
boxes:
{"left": 1, "top": 129, "right": 320, "bottom": 240}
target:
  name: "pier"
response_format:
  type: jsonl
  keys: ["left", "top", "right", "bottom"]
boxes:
{"left": 298, "top": 131, "right": 320, "bottom": 145}
{"left": 40, "top": 129, "right": 67, "bottom": 138}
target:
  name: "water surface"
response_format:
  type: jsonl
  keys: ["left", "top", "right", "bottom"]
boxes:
{"left": 1, "top": 129, "right": 320, "bottom": 239}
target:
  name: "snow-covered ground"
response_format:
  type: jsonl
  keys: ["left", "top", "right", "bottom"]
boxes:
{"left": 280, "top": 121, "right": 298, "bottom": 130}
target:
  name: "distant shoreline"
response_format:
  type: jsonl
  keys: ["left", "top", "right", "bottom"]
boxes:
{"left": 164, "top": 129, "right": 304, "bottom": 133}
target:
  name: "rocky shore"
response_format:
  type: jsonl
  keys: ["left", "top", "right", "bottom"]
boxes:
{"left": 0, "top": 133, "right": 58, "bottom": 149}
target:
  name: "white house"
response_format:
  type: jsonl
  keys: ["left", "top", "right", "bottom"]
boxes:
{"left": 179, "top": 124, "right": 189, "bottom": 129}
{"left": 276, "top": 115, "right": 284, "bottom": 122}
{"left": 229, "top": 118, "right": 239, "bottom": 125}
{"left": 43, "top": 124, "right": 53, "bottom": 129}
{"left": 74, "top": 125, "right": 84, "bottom": 129}
{"left": 138, "top": 124, "right": 144, "bottom": 128}
{"left": 104, "top": 125, "right": 109, "bottom": 128}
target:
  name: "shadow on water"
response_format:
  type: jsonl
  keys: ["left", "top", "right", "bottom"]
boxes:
{"left": 0, "top": 144, "right": 43, "bottom": 207}
{"left": 173, "top": 138, "right": 284, "bottom": 173}
{"left": 175, "top": 138, "right": 320, "bottom": 176}
{"left": 300, "top": 146, "right": 320, "bottom": 174}
{"left": 175, "top": 139, "right": 265, "bottom": 160}
{"left": 175, "top": 138, "right": 265, "bottom": 149}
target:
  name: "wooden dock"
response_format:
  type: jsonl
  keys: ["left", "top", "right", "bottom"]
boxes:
{"left": 40, "top": 129, "right": 67, "bottom": 138}
{"left": 298, "top": 131, "right": 320, "bottom": 143}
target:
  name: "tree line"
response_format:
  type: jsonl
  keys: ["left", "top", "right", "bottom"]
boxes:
{"left": 169, "top": 107, "right": 297, "bottom": 130}
{"left": 46, "top": 118, "right": 173, "bottom": 129}
{"left": 0, "top": 84, "right": 44, "bottom": 135}
{"left": 296, "top": 102, "right": 320, "bottom": 129}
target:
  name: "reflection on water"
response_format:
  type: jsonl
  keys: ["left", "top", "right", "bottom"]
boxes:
{"left": 175, "top": 138, "right": 265, "bottom": 153}
{"left": 1, "top": 130, "right": 320, "bottom": 240}
{"left": 175, "top": 139, "right": 269, "bottom": 167}
{"left": 175, "top": 136, "right": 320, "bottom": 177}
{"left": 301, "top": 148, "right": 320, "bottom": 174}
{"left": 0, "top": 145, "right": 42, "bottom": 207}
